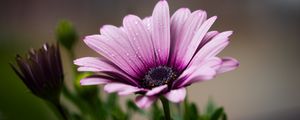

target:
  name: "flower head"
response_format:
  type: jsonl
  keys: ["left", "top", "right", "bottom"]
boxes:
{"left": 75, "top": 1, "right": 239, "bottom": 108}
{"left": 11, "top": 43, "right": 64, "bottom": 103}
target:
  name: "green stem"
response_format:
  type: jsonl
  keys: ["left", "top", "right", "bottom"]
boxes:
{"left": 66, "top": 48, "right": 100, "bottom": 120}
{"left": 68, "top": 49, "right": 78, "bottom": 76}
{"left": 160, "top": 97, "right": 171, "bottom": 120}
{"left": 47, "top": 101, "right": 68, "bottom": 120}
{"left": 62, "top": 85, "right": 87, "bottom": 114}
{"left": 54, "top": 103, "right": 68, "bottom": 120}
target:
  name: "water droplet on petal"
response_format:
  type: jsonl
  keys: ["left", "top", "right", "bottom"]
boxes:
{"left": 111, "top": 53, "right": 115, "bottom": 58}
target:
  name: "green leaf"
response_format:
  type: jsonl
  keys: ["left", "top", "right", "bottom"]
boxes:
{"left": 151, "top": 102, "right": 163, "bottom": 120}
{"left": 170, "top": 103, "right": 183, "bottom": 120}
{"left": 74, "top": 73, "right": 99, "bottom": 99}
{"left": 106, "top": 93, "right": 118, "bottom": 108}
{"left": 222, "top": 112, "right": 227, "bottom": 120}
{"left": 126, "top": 100, "right": 144, "bottom": 114}
{"left": 205, "top": 98, "right": 217, "bottom": 116}
{"left": 190, "top": 103, "right": 199, "bottom": 120}
{"left": 183, "top": 98, "right": 190, "bottom": 120}
{"left": 125, "top": 100, "right": 145, "bottom": 120}
{"left": 70, "top": 113, "right": 82, "bottom": 120}
{"left": 105, "top": 93, "right": 126, "bottom": 120}
{"left": 126, "top": 100, "right": 139, "bottom": 111}
{"left": 211, "top": 107, "right": 224, "bottom": 120}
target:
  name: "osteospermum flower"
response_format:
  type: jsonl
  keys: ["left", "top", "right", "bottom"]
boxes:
{"left": 75, "top": 0, "right": 239, "bottom": 108}
{"left": 11, "top": 43, "right": 64, "bottom": 103}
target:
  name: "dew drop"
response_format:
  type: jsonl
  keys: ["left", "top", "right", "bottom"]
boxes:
{"left": 111, "top": 53, "right": 116, "bottom": 58}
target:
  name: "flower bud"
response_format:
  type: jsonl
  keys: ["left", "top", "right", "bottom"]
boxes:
{"left": 11, "top": 43, "right": 64, "bottom": 103}
{"left": 56, "top": 20, "right": 78, "bottom": 50}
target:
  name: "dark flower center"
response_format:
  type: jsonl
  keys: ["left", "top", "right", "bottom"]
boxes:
{"left": 141, "top": 66, "right": 177, "bottom": 89}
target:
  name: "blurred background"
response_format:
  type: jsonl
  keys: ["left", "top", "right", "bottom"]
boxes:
{"left": 1, "top": 0, "right": 300, "bottom": 119}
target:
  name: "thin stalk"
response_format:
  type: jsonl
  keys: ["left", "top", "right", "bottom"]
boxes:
{"left": 47, "top": 101, "right": 68, "bottom": 120}
{"left": 62, "top": 85, "right": 90, "bottom": 114}
{"left": 68, "top": 48, "right": 78, "bottom": 77}
{"left": 54, "top": 102, "right": 68, "bottom": 120}
{"left": 67, "top": 48, "right": 102, "bottom": 120}
{"left": 160, "top": 97, "right": 171, "bottom": 120}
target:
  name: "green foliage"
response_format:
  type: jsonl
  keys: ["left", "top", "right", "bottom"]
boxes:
{"left": 183, "top": 99, "right": 199, "bottom": 120}
{"left": 205, "top": 99, "right": 217, "bottom": 116}
{"left": 74, "top": 73, "right": 99, "bottom": 99}
{"left": 106, "top": 93, "right": 126, "bottom": 120}
{"left": 126, "top": 100, "right": 145, "bottom": 119}
{"left": 190, "top": 103, "right": 200, "bottom": 119}
{"left": 211, "top": 107, "right": 225, "bottom": 120}
{"left": 151, "top": 102, "right": 164, "bottom": 120}
{"left": 174, "top": 97, "right": 227, "bottom": 120}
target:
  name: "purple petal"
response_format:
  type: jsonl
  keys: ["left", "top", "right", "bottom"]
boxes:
{"left": 104, "top": 83, "right": 143, "bottom": 96}
{"left": 84, "top": 34, "right": 141, "bottom": 78}
{"left": 135, "top": 95, "right": 157, "bottom": 109}
{"left": 178, "top": 66, "right": 216, "bottom": 88}
{"left": 80, "top": 77, "right": 111, "bottom": 85}
{"left": 189, "top": 31, "right": 232, "bottom": 67}
{"left": 146, "top": 85, "right": 167, "bottom": 96}
{"left": 74, "top": 57, "right": 114, "bottom": 71}
{"left": 142, "top": 17, "right": 152, "bottom": 33}
{"left": 175, "top": 57, "right": 221, "bottom": 88}
{"left": 181, "top": 16, "right": 217, "bottom": 69}
{"left": 164, "top": 87, "right": 186, "bottom": 103}
{"left": 77, "top": 67, "right": 101, "bottom": 72}
{"left": 152, "top": 0, "right": 170, "bottom": 65}
{"left": 74, "top": 57, "right": 139, "bottom": 86}
{"left": 205, "top": 57, "right": 222, "bottom": 70}
{"left": 170, "top": 8, "right": 191, "bottom": 65}
{"left": 100, "top": 25, "right": 146, "bottom": 74}
{"left": 199, "top": 31, "right": 219, "bottom": 48}
{"left": 170, "top": 10, "right": 207, "bottom": 69}
{"left": 123, "top": 15, "right": 155, "bottom": 67}
{"left": 217, "top": 57, "right": 239, "bottom": 74}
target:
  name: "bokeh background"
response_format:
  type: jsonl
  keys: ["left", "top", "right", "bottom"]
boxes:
{"left": 1, "top": 0, "right": 300, "bottom": 119}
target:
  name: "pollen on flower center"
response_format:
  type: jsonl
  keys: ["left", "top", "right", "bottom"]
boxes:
{"left": 141, "top": 66, "right": 177, "bottom": 89}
